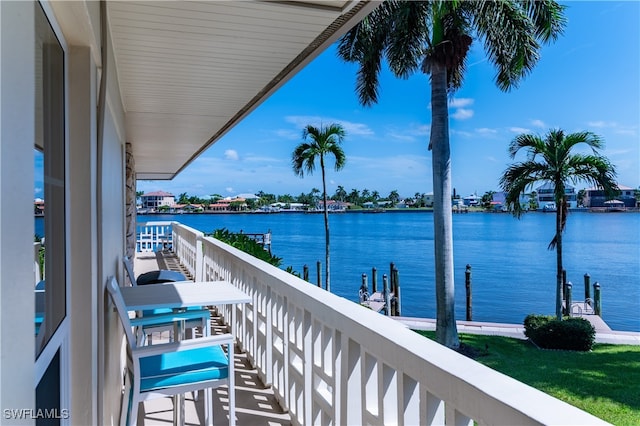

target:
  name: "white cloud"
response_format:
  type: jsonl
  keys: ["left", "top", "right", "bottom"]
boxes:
{"left": 243, "top": 154, "right": 285, "bottom": 164}
{"left": 476, "top": 127, "right": 498, "bottom": 135}
{"left": 586, "top": 121, "right": 637, "bottom": 136}
{"left": 509, "top": 127, "right": 531, "bottom": 134}
{"left": 531, "top": 119, "right": 546, "bottom": 128}
{"left": 275, "top": 129, "right": 300, "bottom": 140}
{"left": 587, "top": 120, "right": 615, "bottom": 128}
{"left": 449, "top": 98, "right": 474, "bottom": 108}
{"left": 486, "top": 156, "right": 498, "bottom": 163}
{"left": 615, "top": 128, "right": 637, "bottom": 136}
{"left": 450, "top": 129, "right": 473, "bottom": 137}
{"left": 285, "top": 115, "right": 374, "bottom": 136}
{"left": 452, "top": 108, "right": 474, "bottom": 120}
{"left": 224, "top": 149, "right": 239, "bottom": 161}
{"left": 412, "top": 124, "right": 430, "bottom": 135}
{"left": 225, "top": 187, "right": 234, "bottom": 194}
{"left": 387, "top": 132, "right": 417, "bottom": 142}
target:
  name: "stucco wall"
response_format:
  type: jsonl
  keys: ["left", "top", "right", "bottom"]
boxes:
{"left": 0, "top": 2, "right": 37, "bottom": 422}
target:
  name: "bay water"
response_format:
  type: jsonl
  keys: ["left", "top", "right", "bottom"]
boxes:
{"left": 36, "top": 211, "right": 640, "bottom": 331}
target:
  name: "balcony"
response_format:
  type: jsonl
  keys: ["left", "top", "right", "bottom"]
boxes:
{"left": 134, "top": 221, "right": 607, "bottom": 425}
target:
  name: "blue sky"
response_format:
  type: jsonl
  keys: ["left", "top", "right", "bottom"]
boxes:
{"left": 39, "top": 2, "right": 640, "bottom": 201}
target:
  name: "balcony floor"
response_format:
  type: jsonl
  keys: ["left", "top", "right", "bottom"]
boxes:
{"left": 134, "top": 251, "right": 292, "bottom": 425}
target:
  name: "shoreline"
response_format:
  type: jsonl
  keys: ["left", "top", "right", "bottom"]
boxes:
{"left": 135, "top": 207, "right": 640, "bottom": 216}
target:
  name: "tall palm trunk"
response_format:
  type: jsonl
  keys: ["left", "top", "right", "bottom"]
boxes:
{"left": 320, "top": 155, "right": 330, "bottom": 292}
{"left": 430, "top": 62, "right": 459, "bottom": 348}
{"left": 555, "top": 198, "right": 563, "bottom": 320}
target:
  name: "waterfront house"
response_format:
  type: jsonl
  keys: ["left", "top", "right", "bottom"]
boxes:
{"left": 315, "top": 199, "right": 349, "bottom": 212}
{"left": 584, "top": 184, "right": 637, "bottom": 208}
{"left": 2, "top": 2, "right": 605, "bottom": 425}
{"left": 140, "top": 191, "right": 176, "bottom": 212}
{"left": 535, "top": 182, "right": 578, "bottom": 210}
{"left": 462, "top": 193, "right": 481, "bottom": 206}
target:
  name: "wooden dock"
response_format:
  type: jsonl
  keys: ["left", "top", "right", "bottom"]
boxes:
{"left": 567, "top": 300, "right": 611, "bottom": 332}
{"left": 362, "top": 291, "right": 394, "bottom": 314}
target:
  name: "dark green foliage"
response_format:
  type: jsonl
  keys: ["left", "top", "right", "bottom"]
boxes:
{"left": 209, "top": 228, "right": 282, "bottom": 267}
{"left": 524, "top": 314, "right": 595, "bottom": 351}
{"left": 284, "top": 266, "right": 300, "bottom": 278}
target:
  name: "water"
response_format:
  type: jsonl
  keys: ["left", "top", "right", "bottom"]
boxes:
{"left": 36, "top": 211, "right": 640, "bottom": 331}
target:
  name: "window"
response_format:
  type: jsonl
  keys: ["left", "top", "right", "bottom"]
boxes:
{"left": 35, "top": 1, "right": 66, "bottom": 356}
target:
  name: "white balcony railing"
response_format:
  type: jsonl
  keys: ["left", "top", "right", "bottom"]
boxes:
{"left": 138, "top": 221, "right": 607, "bottom": 426}
{"left": 136, "top": 221, "right": 173, "bottom": 253}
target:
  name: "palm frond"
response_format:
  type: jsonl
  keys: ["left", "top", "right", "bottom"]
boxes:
{"left": 292, "top": 123, "right": 347, "bottom": 177}
{"left": 560, "top": 131, "right": 604, "bottom": 154}
{"left": 472, "top": 1, "right": 540, "bottom": 91}
{"left": 500, "top": 160, "right": 550, "bottom": 217}
{"left": 565, "top": 154, "right": 618, "bottom": 196}
{"left": 386, "top": 2, "right": 430, "bottom": 79}
{"left": 337, "top": 3, "right": 394, "bottom": 106}
{"left": 508, "top": 133, "right": 544, "bottom": 158}
{"left": 518, "top": 0, "right": 567, "bottom": 43}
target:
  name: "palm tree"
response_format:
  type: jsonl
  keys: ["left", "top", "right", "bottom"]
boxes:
{"left": 500, "top": 129, "right": 617, "bottom": 320}
{"left": 292, "top": 123, "right": 347, "bottom": 291}
{"left": 338, "top": 1, "right": 565, "bottom": 348}
{"left": 388, "top": 190, "right": 400, "bottom": 205}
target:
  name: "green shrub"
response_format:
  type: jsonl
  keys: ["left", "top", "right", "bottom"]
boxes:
{"left": 524, "top": 314, "right": 595, "bottom": 351}
{"left": 209, "top": 228, "right": 282, "bottom": 267}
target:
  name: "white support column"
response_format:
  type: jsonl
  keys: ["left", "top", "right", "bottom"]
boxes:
{"left": 68, "top": 45, "right": 98, "bottom": 426}
{"left": 0, "top": 1, "right": 36, "bottom": 423}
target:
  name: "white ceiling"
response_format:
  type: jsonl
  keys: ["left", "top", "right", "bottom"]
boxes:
{"left": 107, "top": 1, "right": 377, "bottom": 180}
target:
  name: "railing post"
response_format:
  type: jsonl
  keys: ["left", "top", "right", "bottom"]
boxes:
{"left": 566, "top": 282, "right": 572, "bottom": 316}
{"left": 303, "top": 264, "right": 309, "bottom": 282}
{"left": 195, "top": 233, "right": 204, "bottom": 282}
{"left": 593, "top": 282, "right": 601, "bottom": 316}
{"left": 465, "top": 264, "right": 472, "bottom": 321}
{"left": 584, "top": 273, "right": 591, "bottom": 303}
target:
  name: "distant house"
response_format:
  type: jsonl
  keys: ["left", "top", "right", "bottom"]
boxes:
{"left": 462, "top": 194, "right": 481, "bottom": 206}
{"left": 584, "top": 184, "right": 636, "bottom": 208}
{"left": 209, "top": 201, "right": 231, "bottom": 212}
{"left": 140, "top": 191, "right": 175, "bottom": 211}
{"left": 535, "top": 183, "right": 577, "bottom": 210}
{"left": 173, "top": 203, "right": 204, "bottom": 213}
{"left": 34, "top": 198, "right": 45, "bottom": 216}
{"left": 315, "top": 200, "right": 348, "bottom": 211}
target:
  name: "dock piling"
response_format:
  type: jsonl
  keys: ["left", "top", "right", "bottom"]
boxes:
{"left": 593, "top": 282, "right": 602, "bottom": 316}
{"left": 382, "top": 274, "right": 390, "bottom": 316}
{"left": 562, "top": 269, "right": 568, "bottom": 312}
{"left": 465, "top": 264, "right": 472, "bottom": 321}
{"left": 372, "top": 267, "right": 378, "bottom": 293}
{"left": 360, "top": 273, "right": 369, "bottom": 302}
{"left": 394, "top": 268, "right": 401, "bottom": 316}
{"left": 584, "top": 273, "right": 591, "bottom": 303}
{"left": 303, "top": 264, "right": 309, "bottom": 282}
{"left": 316, "top": 261, "right": 321, "bottom": 288}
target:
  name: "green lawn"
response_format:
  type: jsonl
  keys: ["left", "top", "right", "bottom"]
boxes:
{"left": 416, "top": 331, "right": 640, "bottom": 425}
